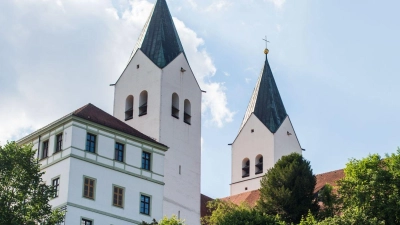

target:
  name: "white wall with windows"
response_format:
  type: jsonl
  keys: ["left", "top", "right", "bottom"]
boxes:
{"left": 113, "top": 51, "right": 202, "bottom": 225}
{"left": 19, "top": 117, "right": 167, "bottom": 224}
{"left": 230, "top": 114, "right": 302, "bottom": 196}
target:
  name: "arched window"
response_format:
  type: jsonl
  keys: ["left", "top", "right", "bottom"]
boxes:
{"left": 255, "top": 155, "right": 263, "bottom": 175}
{"left": 125, "top": 95, "right": 134, "bottom": 121}
{"left": 171, "top": 93, "right": 179, "bottom": 119}
{"left": 184, "top": 99, "right": 191, "bottom": 125}
{"left": 242, "top": 158, "right": 250, "bottom": 178}
{"left": 139, "top": 91, "right": 148, "bottom": 116}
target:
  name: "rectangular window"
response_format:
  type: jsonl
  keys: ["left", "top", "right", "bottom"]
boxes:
{"left": 114, "top": 143, "right": 124, "bottom": 162}
{"left": 113, "top": 186, "right": 124, "bottom": 208}
{"left": 140, "top": 194, "right": 151, "bottom": 215}
{"left": 81, "top": 219, "right": 92, "bottom": 225}
{"left": 55, "top": 133, "right": 63, "bottom": 153}
{"left": 85, "top": 133, "right": 96, "bottom": 153}
{"left": 83, "top": 177, "right": 95, "bottom": 199}
{"left": 42, "top": 140, "right": 49, "bottom": 159}
{"left": 52, "top": 177, "right": 60, "bottom": 198}
{"left": 141, "top": 152, "right": 151, "bottom": 171}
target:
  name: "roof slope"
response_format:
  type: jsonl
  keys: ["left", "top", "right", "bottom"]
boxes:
{"left": 73, "top": 104, "right": 166, "bottom": 147}
{"left": 132, "top": 0, "right": 185, "bottom": 68}
{"left": 240, "top": 54, "right": 287, "bottom": 133}
{"left": 222, "top": 169, "right": 345, "bottom": 206}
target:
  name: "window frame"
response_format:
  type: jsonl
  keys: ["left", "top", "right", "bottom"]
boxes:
{"left": 51, "top": 176, "right": 60, "bottom": 198}
{"left": 114, "top": 142, "right": 125, "bottom": 163}
{"left": 82, "top": 176, "right": 96, "bottom": 200}
{"left": 80, "top": 217, "right": 94, "bottom": 225}
{"left": 139, "top": 193, "right": 152, "bottom": 216}
{"left": 85, "top": 133, "right": 97, "bottom": 153}
{"left": 41, "top": 140, "right": 49, "bottom": 159}
{"left": 55, "top": 133, "right": 63, "bottom": 153}
{"left": 112, "top": 185, "right": 125, "bottom": 208}
{"left": 141, "top": 151, "right": 151, "bottom": 171}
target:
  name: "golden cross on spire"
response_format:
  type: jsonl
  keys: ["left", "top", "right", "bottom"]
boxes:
{"left": 263, "top": 36, "right": 270, "bottom": 54}
{"left": 263, "top": 36, "right": 270, "bottom": 49}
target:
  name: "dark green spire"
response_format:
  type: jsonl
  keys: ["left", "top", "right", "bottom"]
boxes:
{"left": 240, "top": 54, "right": 287, "bottom": 133}
{"left": 140, "top": 0, "right": 185, "bottom": 68}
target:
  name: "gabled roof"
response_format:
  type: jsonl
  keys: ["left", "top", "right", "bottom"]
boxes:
{"left": 72, "top": 104, "right": 167, "bottom": 147}
{"left": 131, "top": 0, "right": 185, "bottom": 68}
{"left": 240, "top": 54, "right": 287, "bottom": 133}
{"left": 222, "top": 169, "right": 345, "bottom": 206}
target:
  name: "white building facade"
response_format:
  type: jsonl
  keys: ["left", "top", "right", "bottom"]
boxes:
{"left": 230, "top": 50, "right": 303, "bottom": 196}
{"left": 18, "top": 104, "right": 168, "bottom": 224}
{"left": 112, "top": 0, "right": 202, "bottom": 224}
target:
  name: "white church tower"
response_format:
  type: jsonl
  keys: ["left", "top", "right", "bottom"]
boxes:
{"left": 230, "top": 48, "right": 303, "bottom": 196}
{"left": 113, "top": 0, "right": 202, "bottom": 224}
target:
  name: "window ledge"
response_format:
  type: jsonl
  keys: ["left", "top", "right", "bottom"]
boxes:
{"left": 125, "top": 118, "right": 133, "bottom": 121}
{"left": 140, "top": 212, "right": 151, "bottom": 217}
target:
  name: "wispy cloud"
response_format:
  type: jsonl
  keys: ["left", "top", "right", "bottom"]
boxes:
{"left": 206, "top": 0, "right": 232, "bottom": 12}
{"left": 267, "top": 0, "right": 286, "bottom": 9}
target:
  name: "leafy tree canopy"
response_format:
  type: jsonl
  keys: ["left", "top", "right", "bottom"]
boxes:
{"left": 141, "top": 215, "right": 186, "bottom": 225}
{"left": 256, "top": 153, "right": 318, "bottom": 223}
{"left": 0, "top": 141, "right": 64, "bottom": 225}
{"left": 337, "top": 149, "right": 400, "bottom": 224}
{"left": 201, "top": 199, "right": 285, "bottom": 225}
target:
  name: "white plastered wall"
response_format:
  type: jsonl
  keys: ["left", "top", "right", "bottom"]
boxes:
{"left": 231, "top": 114, "right": 274, "bottom": 196}
{"left": 113, "top": 49, "right": 162, "bottom": 141}
{"left": 274, "top": 116, "right": 302, "bottom": 163}
{"left": 230, "top": 114, "right": 303, "bottom": 196}
{"left": 113, "top": 52, "right": 202, "bottom": 225}
{"left": 159, "top": 53, "right": 202, "bottom": 224}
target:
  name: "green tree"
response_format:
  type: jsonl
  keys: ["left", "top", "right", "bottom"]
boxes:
{"left": 141, "top": 215, "right": 186, "bottom": 225}
{"left": 257, "top": 153, "right": 318, "bottom": 223}
{"left": 0, "top": 141, "right": 64, "bottom": 225}
{"left": 201, "top": 199, "right": 284, "bottom": 225}
{"left": 300, "top": 208, "right": 384, "bottom": 225}
{"left": 317, "top": 184, "right": 338, "bottom": 219}
{"left": 337, "top": 149, "right": 400, "bottom": 224}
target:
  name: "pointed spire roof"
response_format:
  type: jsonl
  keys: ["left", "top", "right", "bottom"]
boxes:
{"left": 131, "top": 0, "right": 185, "bottom": 68}
{"left": 240, "top": 53, "right": 287, "bottom": 133}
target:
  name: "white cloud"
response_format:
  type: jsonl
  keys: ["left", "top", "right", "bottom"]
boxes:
{"left": 245, "top": 78, "right": 252, "bottom": 84}
{"left": 224, "top": 72, "right": 230, "bottom": 76}
{"left": 267, "top": 0, "right": 286, "bottom": 9}
{"left": 206, "top": 0, "right": 232, "bottom": 12}
{"left": 173, "top": 18, "right": 234, "bottom": 127}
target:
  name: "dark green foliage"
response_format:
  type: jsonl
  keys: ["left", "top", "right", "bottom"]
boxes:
{"left": 202, "top": 199, "right": 285, "bottom": 225}
{"left": 317, "top": 184, "right": 338, "bottom": 219}
{"left": 337, "top": 149, "right": 400, "bottom": 224}
{"left": 257, "top": 153, "right": 318, "bottom": 223}
{"left": 0, "top": 141, "right": 65, "bottom": 225}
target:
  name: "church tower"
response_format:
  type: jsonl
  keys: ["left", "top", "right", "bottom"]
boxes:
{"left": 230, "top": 48, "right": 302, "bottom": 196}
{"left": 113, "top": 0, "right": 202, "bottom": 224}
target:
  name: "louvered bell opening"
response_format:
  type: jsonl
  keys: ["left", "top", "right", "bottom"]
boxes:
{"left": 255, "top": 156, "right": 263, "bottom": 175}
{"left": 125, "top": 107, "right": 133, "bottom": 121}
{"left": 242, "top": 160, "right": 250, "bottom": 178}
{"left": 184, "top": 112, "right": 191, "bottom": 125}
{"left": 139, "top": 103, "right": 148, "bottom": 116}
{"left": 171, "top": 106, "right": 179, "bottom": 119}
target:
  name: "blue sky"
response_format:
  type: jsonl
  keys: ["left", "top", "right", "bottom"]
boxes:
{"left": 1, "top": 0, "right": 400, "bottom": 199}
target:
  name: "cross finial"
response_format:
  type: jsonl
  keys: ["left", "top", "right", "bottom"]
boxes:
{"left": 263, "top": 36, "right": 270, "bottom": 49}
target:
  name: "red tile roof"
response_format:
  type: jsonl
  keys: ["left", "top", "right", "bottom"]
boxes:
{"left": 221, "top": 169, "right": 345, "bottom": 207}
{"left": 72, "top": 103, "right": 167, "bottom": 148}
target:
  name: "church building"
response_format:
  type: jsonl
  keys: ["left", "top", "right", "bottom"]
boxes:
{"left": 17, "top": 0, "right": 307, "bottom": 224}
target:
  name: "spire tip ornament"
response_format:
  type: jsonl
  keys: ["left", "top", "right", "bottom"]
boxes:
{"left": 263, "top": 36, "right": 270, "bottom": 54}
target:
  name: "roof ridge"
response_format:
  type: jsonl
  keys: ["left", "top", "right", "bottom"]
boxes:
{"left": 316, "top": 169, "right": 344, "bottom": 176}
